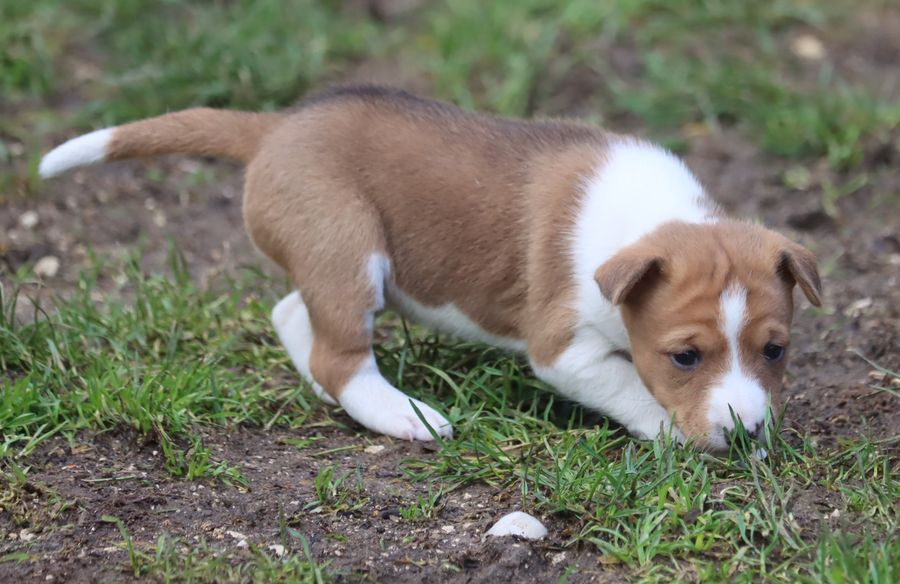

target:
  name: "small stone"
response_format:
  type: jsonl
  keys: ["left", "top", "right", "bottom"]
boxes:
{"left": 236, "top": 539, "right": 248, "bottom": 549}
{"left": 550, "top": 551, "right": 567, "bottom": 565}
{"left": 33, "top": 256, "right": 60, "bottom": 278}
{"left": 226, "top": 530, "right": 247, "bottom": 541}
{"left": 791, "top": 34, "right": 826, "bottom": 61}
{"left": 364, "top": 445, "right": 385, "bottom": 454}
{"left": 486, "top": 511, "right": 547, "bottom": 540}
{"left": 754, "top": 448, "right": 768, "bottom": 461}
{"left": 440, "top": 525, "right": 455, "bottom": 534}
{"left": 19, "top": 529, "right": 36, "bottom": 542}
{"left": 845, "top": 297, "right": 873, "bottom": 318}
{"left": 868, "top": 371, "right": 887, "bottom": 382}
{"left": 268, "top": 544, "right": 286, "bottom": 557}
{"left": 19, "top": 211, "right": 39, "bottom": 229}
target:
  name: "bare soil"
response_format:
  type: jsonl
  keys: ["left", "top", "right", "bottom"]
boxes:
{"left": 1, "top": 24, "right": 898, "bottom": 584}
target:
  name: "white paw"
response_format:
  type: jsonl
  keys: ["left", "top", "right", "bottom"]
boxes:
{"left": 339, "top": 366, "right": 453, "bottom": 441}
{"left": 272, "top": 291, "right": 338, "bottom": 406}
{"left": 631, "top": 418, "right": 686, "bottom": 444}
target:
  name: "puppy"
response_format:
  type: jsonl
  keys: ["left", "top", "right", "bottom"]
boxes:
{"left": 40, "top": 85, "right": 821, "bottom": 451}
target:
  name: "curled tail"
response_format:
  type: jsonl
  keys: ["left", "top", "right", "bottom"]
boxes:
{"left": 39, "top": 108, "right": 281, "bottom": 178}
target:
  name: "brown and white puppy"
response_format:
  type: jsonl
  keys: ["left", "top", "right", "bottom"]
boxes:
{"left": 39, "top": 86, "right": 822, "bottom": 451}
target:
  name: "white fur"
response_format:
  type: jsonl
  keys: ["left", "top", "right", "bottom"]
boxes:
{"left": 533, "top": 140, "right": 711, "bottom": 443}
{"left": 386, "top": 285, "right": 527, "bottom": 352}
{"left": 705, "top": 285, "right": 768, "bottom": 449}
{"left": 531, "top": 331, "right": 684, "bottom": 443}
{"left": 572, "top": 140, "right": 714, "bottom": 331}
{"left": 272, "top": 291, "right": 337, "bottom": 405}
{"left": 39, "top": 128, "right": 114, "bottom": 178}
{"left": 338, "top": 356, "right": 453, "bottom": 441}
{"left": 366, "top": 254, "right": 391, "bottom": 331}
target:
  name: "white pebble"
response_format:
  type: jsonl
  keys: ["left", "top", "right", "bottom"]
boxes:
{"left": 790, "top": 35, "right": 825, "bottom": 61}
{"left": 19, "top": 211, "right": 39, "bottom": 229}
{"left": 34, "top": 256, "right": 60, "bottom": 278}
{"left": 364, "top": 445, "right": 385, "bottom": 454}
{"left": 268, "top": 544, "right": 286, "bottom": 557}
{"left": 19, "top": 529, "right": 36, "bottom": 542}
{"left": 486, "top": 511, "right": 547, "bottom": 540}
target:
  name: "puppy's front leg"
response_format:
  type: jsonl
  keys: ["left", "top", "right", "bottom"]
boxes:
{"left": 531, "top": 337, "right": 684, "bottom": 443}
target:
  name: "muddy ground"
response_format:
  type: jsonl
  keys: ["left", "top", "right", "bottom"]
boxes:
{"left": 1, "top": 23, "right": 899, "bottom": 584}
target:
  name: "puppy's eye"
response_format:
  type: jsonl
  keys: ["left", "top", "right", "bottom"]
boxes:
{"left": 762, "top": 343, "right": 785, "bottom": 362}
{"left": 671, "top": 350, "right": 701, "bottom": 370}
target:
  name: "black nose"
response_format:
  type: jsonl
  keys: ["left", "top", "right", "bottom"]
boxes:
{"left": 746, "top": 426, "right": 761, "bottom": 441}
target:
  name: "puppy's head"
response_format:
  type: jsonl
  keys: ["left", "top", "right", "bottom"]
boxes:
{"left": 595, "top": 221, "right": 821, "bottom": 451}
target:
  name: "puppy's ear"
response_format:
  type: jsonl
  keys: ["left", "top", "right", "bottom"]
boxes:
{"left": 595, "top": 244, "right": 664, "bottom": 305}
{"left": 778, "top": 242, "right": 822, "bottom": 307}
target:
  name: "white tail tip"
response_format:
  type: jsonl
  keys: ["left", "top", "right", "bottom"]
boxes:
{"left": 39, "top": 128, "right": 114, "bottom": 178}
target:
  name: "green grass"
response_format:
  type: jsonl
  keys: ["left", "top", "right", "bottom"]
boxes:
{"left": 2, "top": 255, "right": 897, "bottom": 582}
{"left": 96, "top": 522, "right": 330, "bottom": 583}
{"left": 2, "top": 0, "right": 898, "bottom": 581}
{"left": 0, "top": 249, "right": 317, "bottom": 467}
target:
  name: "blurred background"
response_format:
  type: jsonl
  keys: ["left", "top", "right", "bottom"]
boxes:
{"left": 3, "top": 1, "right": 897, "bottom": 156}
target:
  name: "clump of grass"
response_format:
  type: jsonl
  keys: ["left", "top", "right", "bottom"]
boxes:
{"left": 399, "top": 485, "right": 445, "bottom": 522}
{"left": 305, "top": 465, "right": 367, "bottom": 514}
{"left": 107, "top": 531, "right": 331, "bottom": 583}
{"left": 0, "top": 462, "right": 73, "bottom": 531}
{"left": 0, "top": 248, "right": 311, "bottom": 481}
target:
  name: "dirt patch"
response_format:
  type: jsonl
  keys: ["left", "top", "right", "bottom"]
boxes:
{"left": 0, "top": 427, "right": 622, "bottom": 583}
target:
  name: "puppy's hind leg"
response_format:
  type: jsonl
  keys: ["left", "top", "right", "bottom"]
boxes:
{"left": 272, "top": 291, "right": 337, "bottom": 405}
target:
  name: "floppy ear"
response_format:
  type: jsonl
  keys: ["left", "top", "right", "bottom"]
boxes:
{"left": 595, "top": 245, "right": 664, "bottom": 305}
{"left": 778, "top": 242, "right": 822, "bottom": 307}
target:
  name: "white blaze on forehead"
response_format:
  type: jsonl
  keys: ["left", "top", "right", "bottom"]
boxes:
{"left": 706, "top": 284, "right": 768, "bottom": 449}
{"left": 721, "top": 285, "right": 747, "bottom": 345}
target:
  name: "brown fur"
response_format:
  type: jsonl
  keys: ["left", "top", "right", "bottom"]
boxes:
{"left": 238, "top": 88, "right": 609, "bottom": 395}
{"left": 600, "top": 221, "right": 820, "bottom": 440}
{"left": 91, "top": 85, "right": 821, "bottom": 444}
{"left": 108, "top": 108, "right": 281, "bottom": 163}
